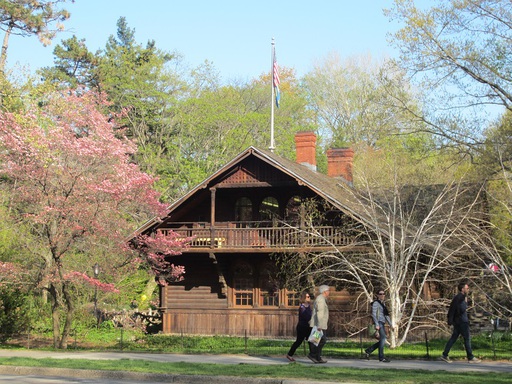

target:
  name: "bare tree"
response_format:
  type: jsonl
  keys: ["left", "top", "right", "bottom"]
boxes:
{"left": 277, "top": 170, "right": 506, "bottom": 347}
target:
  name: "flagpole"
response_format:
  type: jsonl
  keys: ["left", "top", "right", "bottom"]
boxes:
{"left": 270, "top": 38, "right": 276, "bottom": 152}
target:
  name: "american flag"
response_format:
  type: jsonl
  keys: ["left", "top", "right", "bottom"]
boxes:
{"left": 273, "top": 51, "right": 281, "bottom": 108}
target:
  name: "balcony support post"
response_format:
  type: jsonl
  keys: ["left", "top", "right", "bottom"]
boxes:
{"left": 210, "top": 187, "right": 216, "bottom": 248}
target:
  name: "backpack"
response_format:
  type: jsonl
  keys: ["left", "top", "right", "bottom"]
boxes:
{"left": 447, "top": 296, "right": 460, "bottom": 326}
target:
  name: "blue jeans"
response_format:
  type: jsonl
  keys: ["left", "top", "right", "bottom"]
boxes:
{"left": 443, "top": 322, "right": 474, "bottom": 360}
{"left": 366, "top": 322, "right": 387, "bottom": 360}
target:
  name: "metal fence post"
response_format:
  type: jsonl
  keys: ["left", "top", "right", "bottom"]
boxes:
{"left": 424, "top": 331, "right": 430, "bottom": 359}
{"left": 360, "top": 330, "right": 363, "bottom": 357}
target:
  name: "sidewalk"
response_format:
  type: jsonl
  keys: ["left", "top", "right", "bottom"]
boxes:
{"left": 0, "top": 349, "right": 511, "bottom": 383}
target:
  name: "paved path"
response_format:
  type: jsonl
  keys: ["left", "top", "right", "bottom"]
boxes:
{"left": 0, "top": 349, "right": 511, "bottom": 383}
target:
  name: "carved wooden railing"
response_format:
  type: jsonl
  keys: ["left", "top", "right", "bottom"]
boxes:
{"left": 159, "top": 221, "right": 351, "bottom": 249}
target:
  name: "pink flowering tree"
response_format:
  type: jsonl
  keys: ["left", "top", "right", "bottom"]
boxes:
{"left": 132, "top": 232, "right": 188, "bottom": 286}
{"left": 0, "top": 90, "right": 184, "bottom": 349}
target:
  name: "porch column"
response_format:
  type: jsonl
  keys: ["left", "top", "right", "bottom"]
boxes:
{"left": 210, "top": 187, "right": 216, "bottom": 248}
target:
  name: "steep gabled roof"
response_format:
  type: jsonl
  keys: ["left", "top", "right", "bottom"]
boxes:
{"left": 133, "top": 146, "right": 376, "bottom": 237}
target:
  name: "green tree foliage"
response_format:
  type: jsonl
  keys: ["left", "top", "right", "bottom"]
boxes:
{"left": 161, "top": 68, "right": 313, "bottom": 200}
{"left": 39, "top": 35, "right": 100, "bottom": 89}
{"left": 0, "top": 89, "right": 180, "bottom": 348}
{"left": 301, "top": 53, "right": 421, "bottom": 150}
{"left": 0, "top": 283, "right": 29, "bottom": 341}
{"left": 0, "top": 0, "right": 72, "bottom": 72}
{"left": 386, "top": 0, "right": 512, "bottom": 153}
{"left": 387, "top": 0, "right": 512, "bottom": 270}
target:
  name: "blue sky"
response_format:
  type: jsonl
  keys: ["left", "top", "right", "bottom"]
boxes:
{"left": 6, "top": 0, "right": 401, "bottom": 82}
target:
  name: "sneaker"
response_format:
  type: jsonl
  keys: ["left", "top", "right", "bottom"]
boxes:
{"left": 318, "top": 357, "right": 327, "bottom": 363}
{"left": 379, "top": 358, "right": 391, "bottom": 363}
{"left": 286, "top": 355, "right": 296, "bottom": 362}
{"left": 364, "top": 350, "right": 370, "bottom": 360}
{"left": 469, "top": 357, "right": 481, "bottom": 364}
{"left": 307, "top": 354, "right": 320, "bottom": 364}
{"left": 439, "top": 355, "right": 452, "bottom": 364}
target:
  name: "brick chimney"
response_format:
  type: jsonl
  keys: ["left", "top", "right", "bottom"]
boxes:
{"left": 295, "top": 131, "right": 317, "bottom": 171}
{"left": 327, "top": 148, "right": 354, "bottom": 184}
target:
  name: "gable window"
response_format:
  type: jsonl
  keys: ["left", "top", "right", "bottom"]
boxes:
{"left": 233, "top": 262, "right": 254, "bottom": 306}
{"left": 235, "top": 197, "right": 252, "bottom": 222}
{"left": 259, "top": 196, "right": 279, "bottom": 221}
{"left": 285, "top": 195, "right": 301, "bottom": 224}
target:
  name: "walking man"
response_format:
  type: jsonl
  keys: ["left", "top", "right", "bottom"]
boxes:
{"left": 365, "top": 289, "right": 393, "bottom": 363}
{"left": 308, "top": 284, "right": 330, "bottom": 364}
{"left": 440, "top": 281, "right": 481, "bottom": 363}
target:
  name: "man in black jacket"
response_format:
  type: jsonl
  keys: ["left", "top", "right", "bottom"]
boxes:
{"left": 440, "top": 281, "right": 481, "bottom": 363}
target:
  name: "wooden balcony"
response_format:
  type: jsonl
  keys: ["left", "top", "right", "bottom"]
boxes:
{"left": 159, "top": 221, "right": 355, "bottom": 253}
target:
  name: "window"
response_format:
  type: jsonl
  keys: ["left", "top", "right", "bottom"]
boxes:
{"left": 259, "top": 196, "right": 279, "bottom": 221}
{"left": 285, "top": 196, "right": 301, "bottom": 224}
{"left": 287, "top": 292, "right": 300, "bottom": 307}
{"left": 233, "top": 262, "right": 254, "bottom": 306}
{"left": 235, "top": 197, "right": 252, "bottom": 222}
{"left": 259, "top": 263, "right": 279, "bottom": 307}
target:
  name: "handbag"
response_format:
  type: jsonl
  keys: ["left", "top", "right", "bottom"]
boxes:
{"left": 308, "top": 326, "right": 323, "bottom": 346}
{"left": 368, "top": 324, "right": 380, "bottom": 340}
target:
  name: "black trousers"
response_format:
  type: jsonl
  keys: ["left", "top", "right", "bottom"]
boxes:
{"left": 308, "top": 333, "right": 327, "bottom": 360}
{"left": 287, "top": 325, "right": 312, "bottom": 356}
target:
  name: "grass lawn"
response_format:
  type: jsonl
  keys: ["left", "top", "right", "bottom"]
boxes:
{"left": 1, "top": 330, "right": 511, "bottom": 383}
{"left": 0, "top": 356, "right": 511, "bottom": 384}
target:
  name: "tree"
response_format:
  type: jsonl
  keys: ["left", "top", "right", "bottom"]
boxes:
{"left": 161, "top": 68, "right": 314, "bottom": 200}
{"left": 276, "top": 154, "right": 504, "bottom": 347}
{"left": 301, "top": 53, "right": 421, "bottom": 150}
{"left": 386, "top": 0, "right": 512, "bottom": 155}
{"left": 39, "top": 35, "right": 100, "bottom": 90}
{"left": 0, "top": 261, "right": 30, "bottom": 341}
{"left": 386, "top": 1, "right": 512, "bottom": 302}
{"left": 0, "top": 89, "right": 184, "bottom": 348}
{"left": 0, "top": 0, "right": 72, "bottom": 72}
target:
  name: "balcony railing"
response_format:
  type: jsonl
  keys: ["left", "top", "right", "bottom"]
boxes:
{"left": 159, "top": 221, "right": 352, "bottom": 250}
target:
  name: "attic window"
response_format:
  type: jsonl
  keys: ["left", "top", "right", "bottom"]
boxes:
{"left": 285, "top": 195, "right": 301, "bottom": 224}
{"left": 235, "top": 197, "right": 252, "bottom": 222}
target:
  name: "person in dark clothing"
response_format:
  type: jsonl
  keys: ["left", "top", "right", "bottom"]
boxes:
{"left": 286, "top": 291, "right": 312, "bottom": 362}
{"left": 440, "top": 281, "right": 481, "bottom": 363}
{"left": 365, "top": 289, "right": 394, "bottom": 363}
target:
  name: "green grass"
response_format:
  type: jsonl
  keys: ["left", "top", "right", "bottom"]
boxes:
{"left": 2, "top": 330, "right": 511, "bottom": 383}
{"left": 8, "top": 329, "right": 512, "bottom": 360}
{"left": 0, "top": 356, "right": 511, "bottom": 384}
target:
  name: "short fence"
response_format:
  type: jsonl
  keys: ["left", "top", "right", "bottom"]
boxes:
{"left": 19, "top": 324, "right": 510, "bottom": 361}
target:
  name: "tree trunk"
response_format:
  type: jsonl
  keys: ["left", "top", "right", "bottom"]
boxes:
{"left": 59, "top": 281, "right": 74, "bottom": 349}
{"left": 48, "top": 283, "right": 61, "bottom": 349}
{"left": 0, "top": 23, "right": 13, "bottom": 73}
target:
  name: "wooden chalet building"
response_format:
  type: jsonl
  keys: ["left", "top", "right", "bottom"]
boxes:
{"left": 132, "top": 132, "right": 425, "bottom": 338}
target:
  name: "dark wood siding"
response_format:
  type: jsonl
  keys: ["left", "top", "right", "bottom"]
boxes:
{"left": 162, "top": 254, "right": 227, "bottom": 310}
{"left": 162, "top": 308, "right": 297, "bottom": 337}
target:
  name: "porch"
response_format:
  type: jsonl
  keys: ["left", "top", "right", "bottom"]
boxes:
{"left": 159, "top": 221, "right": 353, "bottom": 252}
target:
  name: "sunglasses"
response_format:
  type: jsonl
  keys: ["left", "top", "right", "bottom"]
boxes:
{"left": 378, "top": 293, "right": 385, "bottom": 295}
